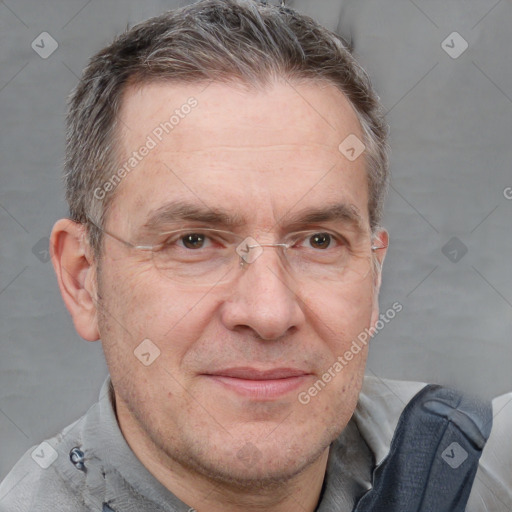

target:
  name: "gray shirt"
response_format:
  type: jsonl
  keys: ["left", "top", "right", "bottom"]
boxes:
{"left": 1, "top": 376, "right": 510, "bottom": 511}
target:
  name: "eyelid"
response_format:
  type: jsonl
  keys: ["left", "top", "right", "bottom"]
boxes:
{"left": 283, "top": 229, "right": 350, "bottom": 245}
{"left": 157, "top": 228, "right": 241, "bottom": 247}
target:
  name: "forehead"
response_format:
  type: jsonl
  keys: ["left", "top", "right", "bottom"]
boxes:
{"left": 109, "top": 79, "right": 369, "bottom": 230}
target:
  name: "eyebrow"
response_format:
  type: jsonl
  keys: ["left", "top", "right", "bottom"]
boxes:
{"left": 141, "top": 200, "right": 246, "bottom": 233}
{"left": 140, "top": 199, "right": 367, "bottom": 234}
{"left": 280, "top": 203, "right": 366, "bottom": 232}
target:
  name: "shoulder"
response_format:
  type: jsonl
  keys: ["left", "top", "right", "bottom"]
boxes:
{"left": 0, "top": 445, "right": 82, "bottom": 511}
{"left": 355, "top": 376, "right": 512, "bottom": 511}
{"left": 354, "top": 375, "right": 427, "bottom": 465}
{"left": 467, "top": 390, "right": 512, "bottom": 511}
{"left": 0, "top": 412, "right": 95, "bottom": 512}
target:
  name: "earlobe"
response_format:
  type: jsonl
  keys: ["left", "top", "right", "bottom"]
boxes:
{"left": 50, "top": 219, "right": 100, "bottom": 341}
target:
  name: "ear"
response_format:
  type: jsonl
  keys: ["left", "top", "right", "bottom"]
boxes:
{"left": 50, "top": 219, "right": 100, "bottom": 341}
{"left": 370, "top": 228, "right": 389, "bottom": 328}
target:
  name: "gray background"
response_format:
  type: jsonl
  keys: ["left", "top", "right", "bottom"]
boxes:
{"left": 1, "top": 0, "right": 511, "bottom": 480}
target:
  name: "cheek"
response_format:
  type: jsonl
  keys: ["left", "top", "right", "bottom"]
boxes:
{"left": 300, "top": 276, "right": 376, "bottom": 348}
{"left": 291, "top": 279, "right": 374, "bottom": 419}
{"left": 97, "top": 258, "right": 218, "bottom": 363}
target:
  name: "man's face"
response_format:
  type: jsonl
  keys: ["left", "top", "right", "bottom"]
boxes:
{"left": 94, "top": 80, "right": 385, "bottom": 485}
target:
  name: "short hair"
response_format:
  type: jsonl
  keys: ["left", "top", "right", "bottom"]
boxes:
{"left": 65, "top": 0, "right": 389, "bottom": 256}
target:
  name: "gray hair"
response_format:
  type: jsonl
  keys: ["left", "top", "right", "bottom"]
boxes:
{"left": 65, "top": 0, "right": 389, "bottom": 257}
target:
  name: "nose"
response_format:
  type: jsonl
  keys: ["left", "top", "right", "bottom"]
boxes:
{"left": 219, "top": 246, "right": 305, "bottom": 341}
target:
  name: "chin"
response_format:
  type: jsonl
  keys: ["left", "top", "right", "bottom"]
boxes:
{"left": 174, "top": 427, "right": 333, "bottom": 491}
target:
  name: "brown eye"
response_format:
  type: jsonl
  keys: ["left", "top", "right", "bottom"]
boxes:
{"left": 308, "top": 233, "right": 332, "bottom": 249}
{"left": 181, "top": 233, "right": 206, "bottom": 249}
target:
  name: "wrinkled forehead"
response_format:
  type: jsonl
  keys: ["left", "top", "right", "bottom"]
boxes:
{"left": 117, "top": 79, "right": 364, "bottom": 154}
{"left": 107, "top": 79, "right": 369, "bottom": 232}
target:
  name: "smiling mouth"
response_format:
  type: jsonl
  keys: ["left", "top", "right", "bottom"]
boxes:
{"left": 203, "top": 367, "right": 312, "bottom": 400}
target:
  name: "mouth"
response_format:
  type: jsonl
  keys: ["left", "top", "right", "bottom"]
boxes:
{"left": 202, "top": 367, "right": 312, "bottom": 400}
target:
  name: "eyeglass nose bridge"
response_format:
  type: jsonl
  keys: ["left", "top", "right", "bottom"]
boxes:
{"left": 251, "top": 242, "right": 288, "bottom": 248}
{"left": 236, "top": 238, "right": 290, "bottom": 268}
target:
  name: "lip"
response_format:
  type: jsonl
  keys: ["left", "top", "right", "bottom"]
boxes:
{"left": 203, "top": 367, "right": 311, "bottom": 400}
